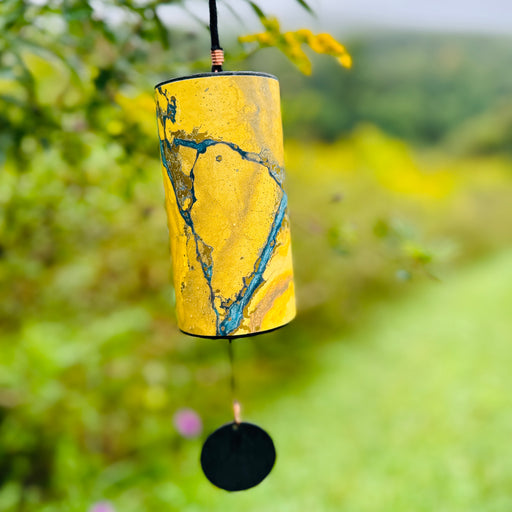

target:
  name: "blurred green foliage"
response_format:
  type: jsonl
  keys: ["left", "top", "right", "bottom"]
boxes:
{"left": 1, "top": 1, "right": 512, "bottom": 510}
{"left": 158, "top": 250, "right": 512, "bottom": 512}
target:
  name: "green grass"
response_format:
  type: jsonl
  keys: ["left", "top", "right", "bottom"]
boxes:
{"left": 170, "top": 250, "right": 512, "bottom": 511}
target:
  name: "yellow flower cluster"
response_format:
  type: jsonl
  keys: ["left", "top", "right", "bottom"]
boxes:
{"left": 239, "top": 18, "right": 352, "bottom": 75}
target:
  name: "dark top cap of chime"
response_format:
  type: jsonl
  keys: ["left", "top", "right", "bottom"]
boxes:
{"left": 154, "top": 70, "right": 278, "bottom": 89}
{"left": 201, "top": 422, "right": 276, "bottom": 491}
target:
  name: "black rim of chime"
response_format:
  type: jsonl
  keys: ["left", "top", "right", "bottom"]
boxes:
{"left": 154, "top": 70, "right": 278, "bottom": 89}
{"left": 179, "top": 321, "right": 288, "bottom": 340}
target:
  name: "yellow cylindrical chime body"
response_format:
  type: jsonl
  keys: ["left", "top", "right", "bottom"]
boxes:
{"left": 155, "top": 72, "right": 296, "bottom": 338}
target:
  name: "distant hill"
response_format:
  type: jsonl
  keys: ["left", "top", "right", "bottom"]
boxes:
{"left": 244, "top": 33, "right": 512, "bottom": 151}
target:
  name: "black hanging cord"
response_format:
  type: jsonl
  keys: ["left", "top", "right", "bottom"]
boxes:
{"left": 209, "top": 0, "right": 224, "bottom": 72}
{"left": 209, "top": 0, "right": 221, "bottom": 51}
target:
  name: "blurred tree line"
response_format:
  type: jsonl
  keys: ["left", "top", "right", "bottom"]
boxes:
{"left": 250, "top": 34, "right": 512, "bottom": 152}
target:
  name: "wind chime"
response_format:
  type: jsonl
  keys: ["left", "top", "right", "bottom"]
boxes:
{"left": 155, "top": 0, "right": 296, "bottom": 491}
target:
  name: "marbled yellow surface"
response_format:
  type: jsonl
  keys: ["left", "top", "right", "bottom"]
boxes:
{"left": 155, "top": 73, "right": 295, "bottom": 338}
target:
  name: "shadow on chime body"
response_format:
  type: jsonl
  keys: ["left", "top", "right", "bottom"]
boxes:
{"left": 154, "top": 5, "right": 296, "bottom": 488}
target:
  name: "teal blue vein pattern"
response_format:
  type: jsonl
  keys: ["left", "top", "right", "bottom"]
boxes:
{"left": 157, "top": 91, "right": 287, "bottom": 336}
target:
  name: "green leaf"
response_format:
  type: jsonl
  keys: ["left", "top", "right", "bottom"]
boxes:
{"left": 294, "top": 0, "right": 314, "bottom": 15}
{"left": 153, "top": 8, "right": 170, "bottom": 49}
{"left": 0, "top": 69, "right": 17, "bottom": 80}
{"left": 183, "top": 4, "right": 209, "bottom": 30}
{"left": 62, "top": 6, "right": 93, "bottom": 22}
{"left": 12, "top": 37, "right": 84, "bottom": 92}
{"left": 246, "top": 1, "right": 265, "bottom": 20}
{"left": 219, "top": 0, "right": 247, "bottom": 26}
{"left": 0, "top": 94, "right": 25, "bottom": 108}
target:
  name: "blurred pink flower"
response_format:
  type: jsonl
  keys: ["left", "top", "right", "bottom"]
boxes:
{"left": 173, "top": 408, "right": 203, "bottom": 438}
{"left": 88, "top": 501, "right": 115, "bottom": 512}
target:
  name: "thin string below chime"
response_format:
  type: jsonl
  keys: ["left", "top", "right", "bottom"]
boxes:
{"left": 228, "top": 339, "right": 241, "bottom": 424}
{"left": 209, "top": 0, "right": 224, "bottom": 72}
{"left": 210, "top": 0, "right": 239, "bottom": 426}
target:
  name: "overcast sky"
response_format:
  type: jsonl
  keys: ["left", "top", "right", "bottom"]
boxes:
{"left": 160, "top": 0, "right": 512, "bottom": 36}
